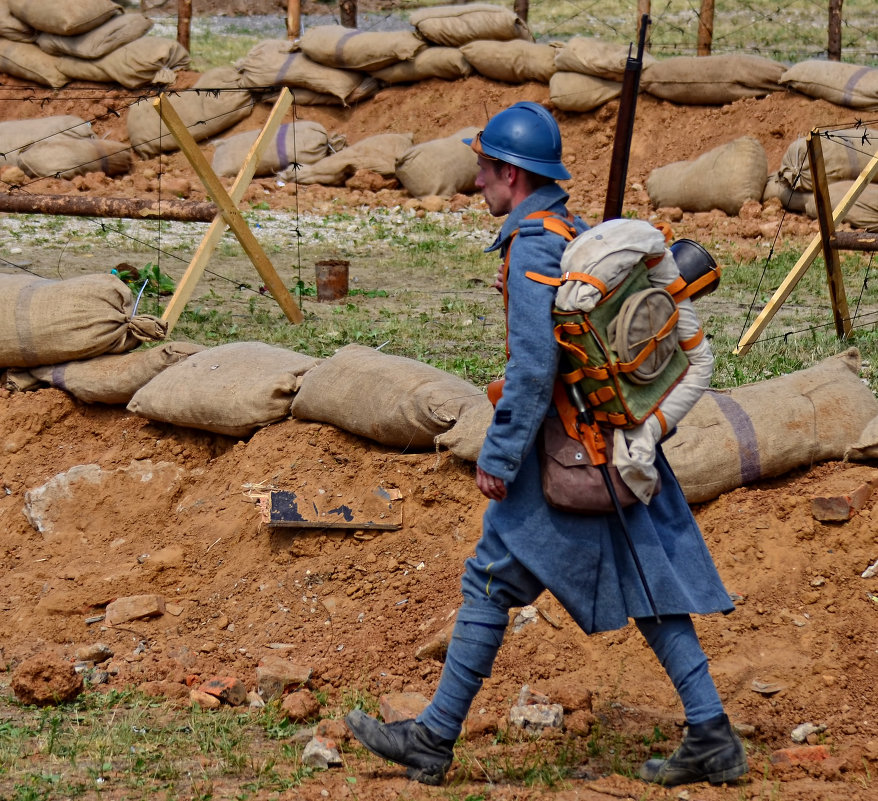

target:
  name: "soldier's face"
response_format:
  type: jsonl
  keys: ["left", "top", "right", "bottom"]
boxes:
{"left": 475, "top": 157, "right": 513, "bottom": 217}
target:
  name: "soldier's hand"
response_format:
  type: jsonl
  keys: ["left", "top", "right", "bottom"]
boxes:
{"left": 476, "top": 466, "right": 507, "bottom": 501}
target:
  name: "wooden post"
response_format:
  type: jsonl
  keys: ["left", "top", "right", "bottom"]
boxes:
{"left": 697, "top": 0, "right": 714, "bottom": 56}
{"left": 513, "top": 0, "right": 529, "bottom": 23}
{"left": 637, "top": 0, "right": 651, "bottom": 51}
{"left": 177, "top": 0, "right": 192, "bottom": 52}
{"left": 735, "top": 133, "right": 878, "bottom": 355}
{"left": 340, "top": 0, "right": 357, "bottom": 28}
{"left": 828, "top": 0, "right": 844, "bottom": 61}
{"left": 286, "top": 0, "right": 301, "bottom": 39}
{"left": 807, "top": 132, "right": 851, "bottom": 338}
{"left": 154, "top": 91, "right": 304, "bottom": 328}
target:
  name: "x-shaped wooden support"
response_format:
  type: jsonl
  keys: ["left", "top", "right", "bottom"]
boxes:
{"left": 156, "top": 87, "right": 303, "bottom": 330}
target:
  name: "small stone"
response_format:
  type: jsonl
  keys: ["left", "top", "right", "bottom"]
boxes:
{"left": 301, "top": 735, "right": 342, "bottom": 769}
{"left": 11, "top": 651, "right": 83, "bottom": 706}
{"left": 771, "top": 745, "right": 830, "bottom": 765}
{"left": 791, "top": 722, "right": 826, "bottom": 743}
{"left": 104, "top": 594, "right": 166, "bottom": 626}
{"left": 509, "top": 702, "right": 564, "bottom": 732}
{"left": 256, "top": 656, "right": 312, "bottom": 700}
{"left": 378, "top": 691, "right": 429, "bottom": 723}
{"left": 75, "top": 643, "right": 113, "bottom": 664}
{"left": 190, "top": 689, "right": 221, "bottom": 709}
{"left": 198, "top": 676, "right": 248, "bottom": 706}
{"left": 281, "top": 689, "right": 320, "bottom": 722}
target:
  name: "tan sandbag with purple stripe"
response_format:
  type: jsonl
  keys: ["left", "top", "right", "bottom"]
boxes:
{"left": 664, "top": 349, "right": 878, "bottom": 503}
{"left": 780, "top": 60, "right": 878, "bottom": 109}
{"left": 299, "top": 24, "right": 426, "bottom": 71}
{"left": 29, "top": 341, "right": 204, "bottom": 404}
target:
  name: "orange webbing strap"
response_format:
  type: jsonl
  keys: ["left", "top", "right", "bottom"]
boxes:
{"left": 653, "top": 221, "right": 674, "bottom": 243}
{"left": 614, "top": 308, "right": 680, "bottom": 375}
{"left": 526, "top": 270, "right": 609, "bottom": 296}
{"left": 552, "top": 380, "right": 608, "bottom": 466}
{"left": 679, "top": 328, "right": 704, "bottom": 351}
{"left": 654, "top": 408, "right": 669, "bottom": 437}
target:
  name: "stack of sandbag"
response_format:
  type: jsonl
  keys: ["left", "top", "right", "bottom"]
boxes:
{"left": 395, "top": 126, "right": 480, "bottom": 198}
{"left": 549, "top": 37, "right": 655, "bottom": 111}
{"left": 0, "top": 273, "right": 167, "bottom": 369}
{"left": 764, "top": 127, "right": 878, "bottom": 212}
{"left": 127, "top": 67, "right": 253, "bottom": 158}
{"left": 664, "top": 349, "right": 878, "bottom": 503}
{"left": 780, "top": 60, "right": 878, "bottom": 109}
{"left": 641, "top": 54, "right": 785, "bottom": 105}
{"left": 127, "top": 342, "right": 321, "bottom": 438}
{"left": 22, "top": 341, "right": 204, "bottom": 404}
{"left": 235, "top": 38, "right": 380, "bottom": 106}
{"left": 279, "top": 132, "right": 413, "bottom": 186}
{"left": 211, "top": 120, "right": 346, "bottom": 179}
{"left": 291, "top": 343, "right": 486, "bottom": 451}
{"left": 803, "top": 180, "right": 878, "bottom": 231}
{"left": 646, "top": 136, "right": 768, "bottom": 215}
{"left": 0, "top": 0, "right": 189, "bottom": 88}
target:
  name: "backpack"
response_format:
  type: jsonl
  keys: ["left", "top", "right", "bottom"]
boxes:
{"left": 499, "top": 213, "right": 706, "bottom": 433}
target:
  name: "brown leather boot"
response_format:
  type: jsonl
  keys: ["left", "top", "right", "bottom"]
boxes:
{"left": 345, "top": 709, "right": 455, "bottom": 785}
{"left": 639, "top": 714, "right": 749, "bottom": 786}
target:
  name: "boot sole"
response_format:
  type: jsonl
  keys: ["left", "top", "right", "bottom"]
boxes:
{"left": 706, "top": 761, "right": 750, "bottom": 785}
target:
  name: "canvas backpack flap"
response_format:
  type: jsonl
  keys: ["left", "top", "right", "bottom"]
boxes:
{"left": 607, "top": 287, "right": 680, "bottom": 385}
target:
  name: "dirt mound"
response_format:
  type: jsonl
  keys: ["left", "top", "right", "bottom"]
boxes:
{"left": 2, "top": 383, "right": 878, "bottom": 797}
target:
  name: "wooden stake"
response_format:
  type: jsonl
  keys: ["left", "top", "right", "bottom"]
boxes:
{"left": 177, "top": 0, "right": 192, "bottom": 51}
{"left": 807, "top": 132, "right": 850, "bottom": 338}
{"left": 287, "top": 0, "right": 301, "bottom": 39}
{"left": 154, "top": 90, "right": 303, "bottom": 328}
{"left": 735, "top": 132, "right": 878, "bottom": 355}
{"left": 697, "top": 0, "right": 714, "bottom": 56}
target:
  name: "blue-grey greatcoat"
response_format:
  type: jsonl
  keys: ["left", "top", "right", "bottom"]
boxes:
{"left": 474, "top": 183, "right": 733, "bottom": 634}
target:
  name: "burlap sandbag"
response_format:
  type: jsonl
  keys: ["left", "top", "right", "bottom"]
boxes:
{"left": 641, "top": 54, "right": 785, "bottom": 105}
{"left": 19, "top": 137, "right": 131, "bottom": 178}
{"left": 58, "top": 36, "right": 190, "bottom": 88}
{"left": 395, "top": 126, "right": 479, "bottom": 198}
{"left": 845, "top": 414, "right": 878, "bottom": 461}
{"left": 0, "top": 0, "right": 34, "bottom": 42}
{"left": 0, "top": 115, "right": 92, "bottom": 168}
{"left": 212, "top": 120, "right": 346, "bottom": 178}
{"left": 36, "top": 12, "right": 152, "bottom": 59}
{"left": 29, "top": 341, "right": 204, "bottom": 404}
{"left": 804, "top": 180, "right": 878, "bottom": 232}
{"left": 0, "top": 39, "right": 67, "bottom": 87}
{"left": 291, "top": 343, "right": 485, "bottom": 449}
{"left": 550, "top": 71, "right": 622, "bottom": 112}
{"left": 779, "top": 128, "right": 878, "bottom": 192}
{"left": 554, "top": 37, "right": 657, "bottom": 81}
{"left": 410, "top": 3, "right": 532, "bottom": 47}
{"left": 299, "top": 24, "right": 426, "bottom": 71}
{"left": 282, "top": 132, "right": 413, "bottom": 185}
{"left": 9, "top": 0, "right": 120, "bottom": 36}
{"left": 664, "top": 349, "right": 878, "bottom": 503}
{"left": 0, "top": 273, "right": 167, "bottom": 369}
{"left": 127, "top": 342, "right": 319, "bottom": 438}
{"left": 127, "top": 67, "right": 252, "bottom": 157}
{"left": 235, "top": 39, "right": 378, "bottom": 105}
{"left": 372, "top": 46, "right": 472, "bottom": 84}
{"left": 780, "top": 61, "right": 878, "bottom": 109}
{"left": 646, "top": 137, "right": 768, "bottom": 215}
{"left": 459, "top": 39, "right": 557, "bottom": 83}
{"left": 433, "top": 395, "right": 494, "bottom": 461}
{"left": 762, "top": 173, "right": 809, "bottom": 212}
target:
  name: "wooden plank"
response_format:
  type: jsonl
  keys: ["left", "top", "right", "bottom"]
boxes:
{"left": 735, "top": 138, "right": 878, "bottom": 355}
{"left": 263, "top": 489, "right": 403, "bottom": 531}
{"left": 161, "top": 88, "right": 294, "bottom": 330}
{"left": 154, "top": 92, "right": 304, "bottom": 327}
{"left": 807, "top": 132, "right": 851, "bottom": 338}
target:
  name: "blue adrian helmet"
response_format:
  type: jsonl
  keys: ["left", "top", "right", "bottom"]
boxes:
{"left": 464, "top": 101, "right": 571, "bottom": 180}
